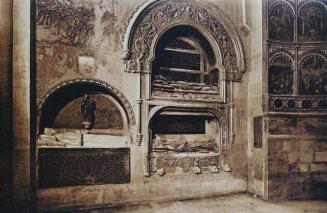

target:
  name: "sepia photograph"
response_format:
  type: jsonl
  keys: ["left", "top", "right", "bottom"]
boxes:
{"left": 0, "top": 0, "right": 327, "bottom": 212}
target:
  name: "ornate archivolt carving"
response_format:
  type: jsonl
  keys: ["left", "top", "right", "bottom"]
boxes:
{"left": 38, "top": 78, "right": 136, "bottom": 126}
{"left": 123, "top": 0, "right": 246, "bottom": 82}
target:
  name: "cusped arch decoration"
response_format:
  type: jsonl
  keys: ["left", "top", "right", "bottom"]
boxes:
{"left": 38, "top": 78, "right": 136, "bottom": 127}
{"left": 298, "top": 0, "right": 327, "bottom": 41}
{"left": 147, "top": 105, "right": 231, "bottom": 171}
{"left": 299, "top": 53, "right": 327, "bottom": 95}
{"left": 269, "top": 51, "right": 294, "bottom": 67}
{"left": 122, "top": 0, "right": 246, "bottom": 82}
{"left": 268, "top": 0, "right": 295, "bottom": 42}
{"left": 268, "top": 51, "right": 295, "bottom": 95}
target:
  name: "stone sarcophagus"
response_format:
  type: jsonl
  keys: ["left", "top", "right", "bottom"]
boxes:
{"left": 149, "top": 110, "right": 226, "bottom": 176}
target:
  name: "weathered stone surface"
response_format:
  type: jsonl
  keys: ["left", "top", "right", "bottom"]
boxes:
{"left": 315, "top": 152, "right": 327, "bottom": 162}
{"left": 269, "top": 118, "right": 297, "bottom": 135}
{"left": 297, "top": 118, "right": 327, "bottom": 136}
{"left": 156, "top": 168, "right": 165, "bottom": 176}
{"left": 175, "top": 167, "right": 184, "bottom": 175}
{"left": 192, "top": 167, "right": 201, "bottom": 174}
{"left": 311, "top": 163, "right": 327, "bottom": 172}
{"left": 209, "top": 166, "right": 219, "bottom": 173}
{"left": 314, "top": 139, "right": 327, "bottom": 151}
{"left": 299, "top": 163, "right": 309, "bottom": 173}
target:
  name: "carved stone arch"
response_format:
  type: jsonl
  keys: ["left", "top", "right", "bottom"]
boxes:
{"left": 38, "top": 78, "right": 136, "bottom": 134}
{"left": 268, "top": 0, "right": 295, "bottom": 42}
{"left": 147, "top": 106, "right": 230, "bottom": 171}
{"left": 122, "top": 0, "right": 246, "bottom": 81}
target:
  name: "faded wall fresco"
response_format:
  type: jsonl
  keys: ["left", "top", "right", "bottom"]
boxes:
{"left": 36, "top": 0, "right": 121, "bottom": 47}
{"left": 37, "top": 0, "right": 95, "bottom": 47}
{"left": 36, "top": 0, "right": 124, "bottom": 98}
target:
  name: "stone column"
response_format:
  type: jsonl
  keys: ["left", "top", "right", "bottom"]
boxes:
{"left": 12, "top": 0, "right": 32, "bottom": 210}
{"left": 0, "top": 0, "right": 13, "bottom": 211}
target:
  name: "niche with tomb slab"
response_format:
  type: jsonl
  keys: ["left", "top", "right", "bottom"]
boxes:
{"left": 151, "top": 25, "right": 224, "bottom": 102}
{"left": 148, "top": 107, "right": 227, "bottom": 176}
{"left": 37, "top": 79, "right": 135, "bottom": 188}
{"left": 38, "top": 81, "right": 133, "bottom": 148}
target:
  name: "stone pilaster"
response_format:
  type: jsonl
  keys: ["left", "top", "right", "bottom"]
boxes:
{"left": 12, "top": 0, "right": 32, "bottom": 210}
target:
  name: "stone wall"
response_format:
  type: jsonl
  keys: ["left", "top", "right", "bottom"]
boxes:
{"left": 267, "top": 116, "right": 327, "bottom": 200}
{"left": 245, "top": 0, "right": 265, "bottom": 197}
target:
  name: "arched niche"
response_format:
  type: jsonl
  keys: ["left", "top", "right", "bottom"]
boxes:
{"left": 298, "top": 1, "right": 327, "bottom": 41}
{"left": 122, "top": 0, "right": 245, "bottom": 82}
{"left": 299, "top": 53, "right": 327, "bottom": 95}
{"left": 37, "top": 79, "right": 136, "bottom": 146}
{"left": 268, "top": 52, "right": 294, "bottom": 94}
{"left": 147, "top": 106, "right": 230, "bottom": 174}
{"left": 151, "top": 25, "right": 224, "bottom": 102}
{"left": 268, "top": 0, "right": 295, "bottom": 42}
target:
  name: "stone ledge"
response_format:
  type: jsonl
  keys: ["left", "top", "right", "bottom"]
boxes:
{"left": 37, "top": 173, "right": 247, "bottom": 211}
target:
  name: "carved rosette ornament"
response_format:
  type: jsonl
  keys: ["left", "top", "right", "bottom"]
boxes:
{"left": 123, "top": 0, "right": 245, "bottom": 82}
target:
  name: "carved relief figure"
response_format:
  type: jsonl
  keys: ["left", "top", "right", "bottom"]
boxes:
{"left": 152, "top": 135, "right": 218, "bottom": 153}
{"left": 268, "top": 53, "right": 294, "bottom": 94}
{"left": 298, "top": 2, "right": 327, "bottom": 41}
{"left": 269, "top": 2, "right": 295, "bottom": 42}
{"left": 299, "top": 54, "right": 327, "bottom": 95}
{"left": 81, "top": 95, "right": 96, "bottom": 128}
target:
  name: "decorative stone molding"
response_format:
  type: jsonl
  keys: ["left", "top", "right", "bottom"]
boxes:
{"left": 38, "top": 78, "right": 136, "bottom": 126}
{"left": 122, "top": 0, "right": 246, "bottom": 82}
{"left": 269, "top": 95, "right": 327, "bottom": 112}
{"left": 268, "top": 0, "right": 295, "bottom": 16}
{"left": 268, "top": 51, "right": 295, "bottom": 67}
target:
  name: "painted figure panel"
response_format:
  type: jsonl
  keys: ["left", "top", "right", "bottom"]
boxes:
{"left": 268, "top": 53, "right": 294, "bottom": 94}
{"left": 269, "top": 2, "right": 295, "bottom": 42}
{"left": 299, "top": 54, "right": 327, "bottom": 95}
{"left": 298, "top": 2, "right": 327, "bottom": 41}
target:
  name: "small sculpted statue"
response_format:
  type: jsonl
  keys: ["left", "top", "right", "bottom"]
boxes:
{"left": 80, "top": 95, "right": 96, "bottom": 129}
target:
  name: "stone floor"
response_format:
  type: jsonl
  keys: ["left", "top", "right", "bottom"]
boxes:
{"left": 83, "top": 194, "right": 327, "bottom": 213}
